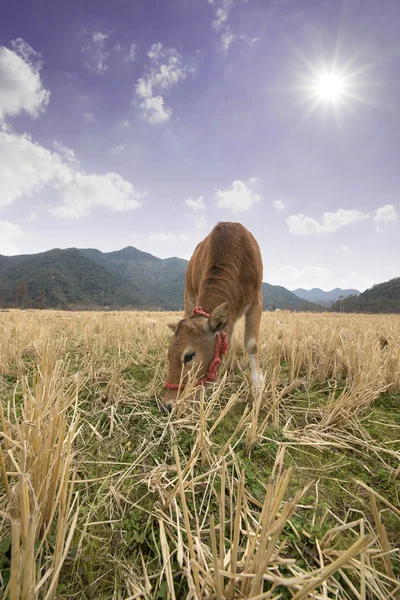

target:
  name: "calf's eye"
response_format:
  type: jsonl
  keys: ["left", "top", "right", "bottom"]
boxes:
{"left": 184, "top": 352, "right": 195, "bottom": 364}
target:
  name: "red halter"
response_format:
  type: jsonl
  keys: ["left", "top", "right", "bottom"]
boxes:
{"left": 165, "top": 306, "right": 229, "bottom": 391}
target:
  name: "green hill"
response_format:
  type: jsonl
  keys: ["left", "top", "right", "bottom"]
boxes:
{"left": 0, "top": 246, "right": 320, "bottom": 311}
{"left": 262, "top": 282, "right": 318, "bottom": 311}
{"left": 331, "top": 277, "right": 400, "bottom": 313}
{"left": 0, "top": 249, "right": 141, "bottom": 308}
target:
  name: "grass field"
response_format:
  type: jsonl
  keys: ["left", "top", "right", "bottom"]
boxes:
{"left": 0, "top": 309, "right": 399, "bottom": 599}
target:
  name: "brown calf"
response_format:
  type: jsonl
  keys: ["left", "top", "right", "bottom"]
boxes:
{"left": 162, "top": 222, "right": 264, "bottom": 409}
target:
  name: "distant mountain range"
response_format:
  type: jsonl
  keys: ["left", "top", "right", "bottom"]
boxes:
{"left": 0, "top": 246, "right": 319, "bottom": 312}
{"left": 292, "top": 287, "right": 360, "bottom": 303}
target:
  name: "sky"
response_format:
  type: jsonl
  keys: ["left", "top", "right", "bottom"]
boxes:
{"left": 0, "top": 0, "right": 399, "bottom": 292}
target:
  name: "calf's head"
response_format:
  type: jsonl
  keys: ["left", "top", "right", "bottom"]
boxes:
{"left": 162, "top": 303, "right": 229, "bottom": 410}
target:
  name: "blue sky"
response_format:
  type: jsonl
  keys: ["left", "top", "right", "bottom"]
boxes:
{"left": 0, "top": 0, "right": 399, "bottom": 291}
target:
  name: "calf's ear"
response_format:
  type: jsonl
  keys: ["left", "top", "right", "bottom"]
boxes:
{"left": 207, "top": 302, "right": 229, "bottom": 334}
{"left": 167, "top": 322, "right": 179, "bottom": 332}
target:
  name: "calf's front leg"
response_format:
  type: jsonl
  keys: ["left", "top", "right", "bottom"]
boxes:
{"left": 244, "top": 296, "right": 264, "bottom": 392}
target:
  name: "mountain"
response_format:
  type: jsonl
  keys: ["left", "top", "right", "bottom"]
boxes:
{"left": 292, "top": 287, "right": 360, "bottom": 303}
{"left": 262, "top": 283, "right": 318, "bottom": 311}
{"left": 0, "top": 249, "right": 141, "bottom": 308}
{"left": 0, "top": 246, "right": 320, "bottom": 312}
{"left": 331, "top": 278, "right": 400, "bottom": 313}
{"left": 79, "top": 247, "right": 188, "bottom": 309}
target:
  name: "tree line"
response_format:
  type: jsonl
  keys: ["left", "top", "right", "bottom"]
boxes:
{"left": 330, "top": 294, "right": 400, "bottom": 314}
{"left": 14, "top": 279, "right": 46, "bottom": 309}
{"left": 6, "top": 278, "right": 400, "bottom": 314}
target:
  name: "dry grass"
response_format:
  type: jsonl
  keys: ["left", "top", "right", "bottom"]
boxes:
{"left": 0, "top": 309, "right": 399, "bottom": 599}
{"left": 0, "top": 343, "right": 80, "bottom": 599}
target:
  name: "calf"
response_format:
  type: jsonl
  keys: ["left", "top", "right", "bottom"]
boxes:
{"left": 162, "top": 222, "right": 264, "bottom": 409}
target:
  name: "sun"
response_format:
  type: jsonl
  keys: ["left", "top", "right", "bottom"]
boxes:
{"left": 290, "top": 44, "right": 389, "bottom": 127}
{"left": 294, "top": 63, "right": 359, "bottom": 125}
{"left": 314, "top": 72, "right": 345, "bottom": 102}
{"left": 293, "top": 62, "right": 356, "bottom": 123}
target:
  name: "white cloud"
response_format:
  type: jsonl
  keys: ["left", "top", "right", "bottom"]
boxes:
{"left": 0, "top": 221, "right": 23, "bottom": 255}
{"left": 0, "top": 130, "right": 147, "bottom": 218}
{"left": 114, "top": 42, "right": 137, "bottom": 62}
{"left": 135, "top": 43, "right": 192, "bottom": 124}
{"left": 287, "top": 208, "right": 368, "bottom": 235}
{"left": 110, "top": 144, "right": 127, "bottom": 155}
{"left": 239, "top": 35, "right": 261, "bottom": 46}
{"left": 149, "top": 233, "right": 189, "bottom": 243}
{"left": 126, "top": 43, "right": 137, "bottom": 62}
{"left": 373, "top": 204, "right": 397, "bottom": 233}
{"left": 339, "top": 244, "right": 350, "bottom": 252}
{"left": 273, "top": 199, "right": 286, "bottom": 211}
{"left": 53, "top": 141, "right": 79, "bottom": 166}
{"left": 186, "top": 213, "right": 209, "bottom": 232}
{"left": 214, "top": 178, "right": 261, "bottom": 212}
{"left": 147, "top": 43, "right": 165, "bottom": 63}
{"left": 0, "top": 39, "right": 50, "bottom": 121}
{"left": 83, "top": 112, "right": 95, "bottom": 123}
{"left": 81, "top": 30, "right": 110, "bottom": 74}
{"left": 10, "top": 38, "right": 43, "bottom": 67}
{"left": 92, "top": 31, "right": 108, "bottom": 43}
{"left": 209, "top": 0, "right": 236, "bottom": 53}
{"left": 50, "top": 172, "right": 145, "bottom": 219}
{"left": 138, "top": 95, "right": 171, "bottom": 124}
{"left": 185, "top": 196, "right": 206, "bottom": 211}
{"left": 221, "top": 29, "right": 235, "bottom": 52}
{"left": 82, "top": 31, "right": 137, "bottom": 74}
{"left": 270, "top": 265, "right": 332, "bottom": 289}
{"left": 212, "top": 0, "right": 233, "bottom": 30}
{"left": 0, "top": 131, "right": 69, "bottom": 207}
{"left": 28, "top": 212, "right": 37, "bottom": 221}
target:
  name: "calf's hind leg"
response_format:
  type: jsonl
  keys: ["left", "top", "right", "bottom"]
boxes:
{"left": 244, "top": 296, "right": 264, "bottom": 392}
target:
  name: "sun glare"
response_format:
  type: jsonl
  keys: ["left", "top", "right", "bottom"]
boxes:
{"left": 289, "top": 38, "right": 391, "bottom": 128}
{"left": 315, "top": 72, "right": 345, "bottom": 101}
{"left": 294, "top": 61, "right": 360, "bottom": 126}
